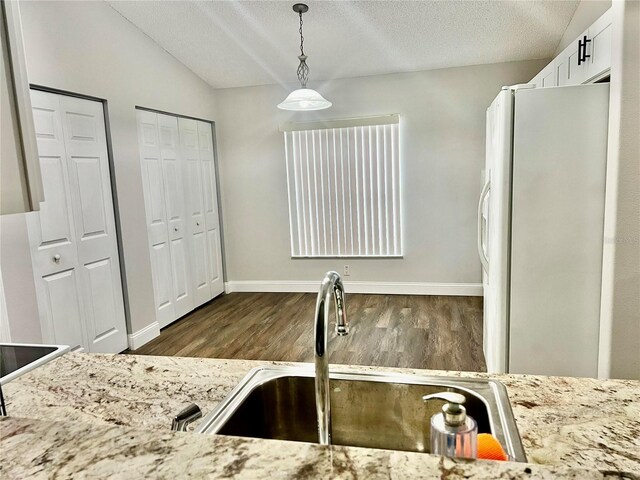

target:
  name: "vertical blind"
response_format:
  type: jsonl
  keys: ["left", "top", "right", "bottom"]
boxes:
{"left": 282, "top": 115, "right": 402, "bottom": 257}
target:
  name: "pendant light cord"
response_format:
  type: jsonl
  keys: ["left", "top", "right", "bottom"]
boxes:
{"left": 299, "top": 11, "right": 305, "bottom": 56}
{"left": 296, "top": 9, "right": 309, "bottom": 87}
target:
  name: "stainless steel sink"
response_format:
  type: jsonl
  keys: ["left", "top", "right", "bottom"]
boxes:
{"left": 197, "top": 366, "right": 527, "bottom": 462}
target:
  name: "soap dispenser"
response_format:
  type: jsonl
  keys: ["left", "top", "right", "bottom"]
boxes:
{"left": 423, "top": 391, "right": 478, "bottom": 459}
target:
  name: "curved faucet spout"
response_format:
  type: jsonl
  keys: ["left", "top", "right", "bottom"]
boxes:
{"left": 314, "top": 271, "right": 349, "bottom": 445}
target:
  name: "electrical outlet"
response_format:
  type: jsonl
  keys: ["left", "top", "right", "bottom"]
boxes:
{"left": 343, "top": 265, "right": 351, "bottom": 276}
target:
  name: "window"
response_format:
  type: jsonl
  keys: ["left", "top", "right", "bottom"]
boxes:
{"left": 282, "top": 115, "right": 402, "bottom": 257}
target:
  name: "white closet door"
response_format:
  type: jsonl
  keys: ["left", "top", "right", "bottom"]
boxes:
{"left": 28, "top": 91, "right": 87, "bottom": 351}
{"left": 137, "top": 110, "right": 195, "bottom": 327}
{"left": 197, "top": 121, "right": 224, "bottom": 298}
{"left": 59, "top": 96, "right": 127, "bottom": 353}
{"left": 28, "top": 90, "right": 127, "bottom": 352}
{"left": 179, "top": 117, "right": 211, "bottom": 306}
{"left": 157, "top": 113, "right": 193, "bottom": 319}
{"left": 137, "top": 110, "right": 175, "bottom": 326}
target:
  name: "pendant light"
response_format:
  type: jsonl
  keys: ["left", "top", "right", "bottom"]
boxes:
{"left": 278, "top": 4, "right": 332, "bottom": 111}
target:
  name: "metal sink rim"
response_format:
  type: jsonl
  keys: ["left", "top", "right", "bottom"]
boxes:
{"left": 197, "top": 365, "right": 527, "bottom": 462}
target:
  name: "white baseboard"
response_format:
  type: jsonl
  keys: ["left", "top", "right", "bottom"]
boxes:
{"left": 225, "top": 281, "right": 482, "bottom": 296}
{"left": 127, "top": 321, "right": 160, "bottom": 350}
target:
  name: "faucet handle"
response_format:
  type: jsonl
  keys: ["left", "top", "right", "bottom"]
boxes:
{"left": 171, "top": 403, "right": 202, "bottom": 432}
{"left": 333, "top": 283, "right": 349, "bottom": 336}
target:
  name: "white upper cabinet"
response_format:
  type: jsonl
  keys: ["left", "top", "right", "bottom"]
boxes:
{"left": 586, "top": 9, "right": 613, "bottom": 82}
{"left": 557, "top": 27, "right": 590, "bottom": 86}
{"left": 530, "top": 8, "right": 612, "bottom": 88}
{"left": 539, "top": 62, "right": 558, "bottom": 87}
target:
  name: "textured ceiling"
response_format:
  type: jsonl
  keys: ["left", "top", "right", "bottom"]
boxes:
{"left": 107, "top": 0, "right": 579, "bottom": 89}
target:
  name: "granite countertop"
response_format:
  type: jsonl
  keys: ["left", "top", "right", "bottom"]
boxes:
{"left": 0, "top": 416, "right": 626, "bottom": 479}
{"left": 1, "top": 353, "right": 639, "bottom": 478}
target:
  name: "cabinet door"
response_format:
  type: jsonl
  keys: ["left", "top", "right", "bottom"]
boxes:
{"left": 586, "top": 9, "right": 612, "bottom": 81}
{"left": 539, "top": 62, "right": 557, "bottom": 87}
{"left": 555, "top": 50, "right": 570, "bottom": 86}
{"left": 197, "top": 121, "right": 224, "bottom": 298}
{"left": 179, "top": 117, "right": 212, "bottom": 307}
{"left": 563, "top": 31, "right": 590, "bottom": 85}
{"left": 27, "top": 91, "right": 87, "bottom": 351}
{"left": 136, "top": 110, "right": 175, "bottom": 326}
{"left": 529, "top": 72, "right": 542, "bottom": 88}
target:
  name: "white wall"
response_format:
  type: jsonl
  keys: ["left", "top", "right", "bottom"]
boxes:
{"left": 3, "top": 0, "right": 218, "bottom": 338}
{"left": 0, "top": 271, "right": 11, "bottom": 342}
{"left": 599, "top": 0, "right": 640, "bottom": 380}
{"left": 215, "top": 60, "right": 547, "bottom": 291}
{"left": 0, "top": 213, "right": 41, "bottom": 342}
{"left": 554, "top": 0, "right": 612, "bottom": 56}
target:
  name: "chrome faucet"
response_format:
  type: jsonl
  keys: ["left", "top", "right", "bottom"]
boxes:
{"left": 314, "top": 271, "right": 349, "bottom": 445}
{"left": 171, "top": 403, "right": 202, "bottom": 432}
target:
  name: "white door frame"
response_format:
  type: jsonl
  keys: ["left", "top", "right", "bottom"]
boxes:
{"left": 29, "top": 84, "right": 131, "bottom": 346}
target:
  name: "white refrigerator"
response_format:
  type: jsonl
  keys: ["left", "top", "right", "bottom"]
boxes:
{"left": 480, "top": 83, "right": 610, "bottom": 377}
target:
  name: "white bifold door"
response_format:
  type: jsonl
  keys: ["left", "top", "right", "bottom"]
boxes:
{"left": 136, "top": 110, "right": 223, "bottom": 329}
{"left": 27, "top": 90, "right": 128, "bottom": 353}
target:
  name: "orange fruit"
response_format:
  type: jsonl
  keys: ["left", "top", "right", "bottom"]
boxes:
{"left": 477, "top": 433, "right": 508, "bottom": 461}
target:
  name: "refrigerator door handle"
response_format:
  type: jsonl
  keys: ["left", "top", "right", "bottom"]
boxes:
{"left": 477, "top": 179, "right": 491, "bottom": 273}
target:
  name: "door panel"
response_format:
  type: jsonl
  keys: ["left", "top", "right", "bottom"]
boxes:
{"left": 70, "top": 156, "right": 107, "bottom": 240}
{"left": 137, "top": 110, "right": 175, "bottom": 326}
{"left": 137, "top": 111, "right": 194, "bottom": 325}
{"left": 191, "top": 231, "right": 209, "bottom": 294}
{"left": 28, "top": 90, "right": 128, "bottom": 353}
{"left": 510, "top": 85, "right": 609, "bottom": 377}
{"left": 151, "top": 241, "right": 174, "bottom": 315}
{"left": 137, "top": 111, "right": 168, "bottom": 246}
{"left": 29, "top": 93, "right": 77, "bottom": 275}
{"left": 59, "top": 95, "right": 127, "bottom": 353}
{"left": 41, "top": 268, "right": 86, "bottom": 349}
{"left": 144, "top": 157, "right": 167, "bottom": 230}
{"left": 186, "top": 160, "right": 205, "bottom": 222}
{"left": 27, "top": 90, "right": 85, "bottom": 347}
{"left": 198, "top": 121, "right": 224, "bottom": 298}
{"left": 171, "top": 237, "right": 190, "bottom": 302}
{"left": 482, "top": 90, "right": 513, "bottom": 374}
{"left": 198, "top": 122, "right": 219, "bottom": 228}
{"left": 158, "top": 113, "right": 192, "bottom": 318}
{"left": 207, "top": 227, "right": 222, "bottom": 286}
{"left": 163, "top": 158, "right": 182, "bottom": 224}
{"left": 180, "top": 117, "right": 211, "bottom": 306}
{"left": 84, "top": 258, "right": 119, "bottom": 345}
{"left": 37, "top": 155, "right": 73, "bottom": 246}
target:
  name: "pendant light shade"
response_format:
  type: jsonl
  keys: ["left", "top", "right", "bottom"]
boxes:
{"left": 278, "top": 4, "right": 331, "bottom": 111}
{"left": 277, "top": 88, "right": 332, "bottom": 111}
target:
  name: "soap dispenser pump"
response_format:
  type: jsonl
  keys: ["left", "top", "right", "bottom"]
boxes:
{"left": 423, "top": 391, "right": 478, "bottom": 459}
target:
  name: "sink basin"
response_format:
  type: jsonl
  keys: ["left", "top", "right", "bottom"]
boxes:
{"left": 197, "top": 366, "right": 526, "bottom": 462}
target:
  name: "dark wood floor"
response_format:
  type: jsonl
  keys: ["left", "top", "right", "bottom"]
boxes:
{"left": 132, "top": 292, "right": 486, "bottom": 372}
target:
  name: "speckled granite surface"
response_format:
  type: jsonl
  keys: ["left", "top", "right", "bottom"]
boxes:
{"left": 1, "top": 416, "right": 631, "bottom": 480}
{"left": 2, "top": 353, "right": 639, "bottom": 478}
